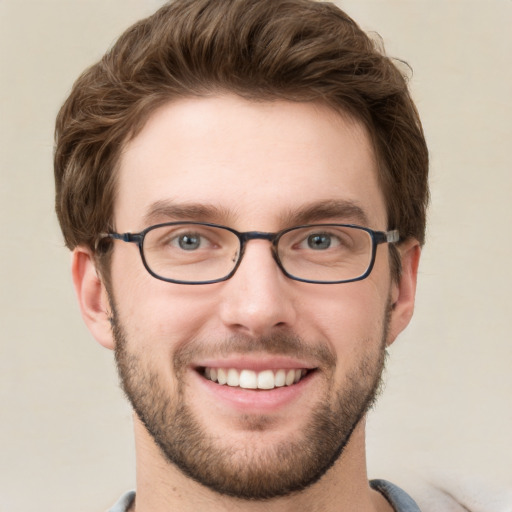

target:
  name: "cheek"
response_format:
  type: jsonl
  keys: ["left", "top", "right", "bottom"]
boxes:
{"left": 301, "top": 280, "right": 389, "bottom": 367}
{"left": 110, "top": 251, "right": 221, "bottom": 353}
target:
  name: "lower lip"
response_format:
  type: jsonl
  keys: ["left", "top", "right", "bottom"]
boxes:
{"left": 192, "top": 370, "right": 316, "bottom": 413}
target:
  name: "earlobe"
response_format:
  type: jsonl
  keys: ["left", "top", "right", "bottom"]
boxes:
{"left": 72, "top": 247, "right": 115, "bottom": 350}
{"left": 386, "top": 239, "right": 421, "bottom": 346}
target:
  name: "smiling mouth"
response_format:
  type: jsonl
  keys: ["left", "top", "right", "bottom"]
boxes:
{"left": 199, "top": 367, "right": 312, "bottom": 390}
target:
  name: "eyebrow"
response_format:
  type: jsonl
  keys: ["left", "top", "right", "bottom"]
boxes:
{"left": 142, "top": 198, "right": 370, "bottom": 229}
{"left": 143, "top": 200, "right": 236, "bottom": 226}
{"left": 281, "top": 199, "right": 370, "bottom": 227}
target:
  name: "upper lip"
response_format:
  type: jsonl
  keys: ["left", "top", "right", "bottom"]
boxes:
{"left": 193, "top": 355, "right": 318, "bottom": 372}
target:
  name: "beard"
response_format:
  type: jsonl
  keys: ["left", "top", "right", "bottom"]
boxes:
{"left": 111, "top": 299, "right": 389, "bottom": 500}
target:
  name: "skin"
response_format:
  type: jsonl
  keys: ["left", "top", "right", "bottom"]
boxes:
{"left": 72, "top": 95, "right": 420, "bottom": 512}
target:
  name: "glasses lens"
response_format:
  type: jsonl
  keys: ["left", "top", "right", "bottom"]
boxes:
{"left": 142, "top": 224, "right": 240, "bottom": 283}
{"left": 277, "top": 225, "right": 373, "bottom": 282}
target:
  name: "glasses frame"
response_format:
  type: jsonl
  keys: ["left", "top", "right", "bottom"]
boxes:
{"left": 100, "top": 221, "right": 399, "bottom": 285}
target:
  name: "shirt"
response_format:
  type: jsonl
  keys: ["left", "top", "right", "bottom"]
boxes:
{"left": 108, "top": 479, "right": 421, "bottom": 511}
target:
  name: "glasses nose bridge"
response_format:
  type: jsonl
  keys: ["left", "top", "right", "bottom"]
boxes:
{"left": 237, "top": 230, "right": 280, "bottom": 267}
{"left": 240, "top": 230, "right": 277, "bottom": 243}
{"left": 239, "top": 230, "right": 280, "bottom": 252}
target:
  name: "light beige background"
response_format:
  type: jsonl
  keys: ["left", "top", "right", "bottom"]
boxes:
{"left": 1, "top": 1, "right": 511, "bottom": 511}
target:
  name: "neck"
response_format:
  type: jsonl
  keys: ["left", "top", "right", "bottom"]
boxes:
{"left": 130, "top": 415, "right": 392, "bottom": 512}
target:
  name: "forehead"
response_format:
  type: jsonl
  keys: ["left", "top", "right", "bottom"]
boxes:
{"left": 115, "top": 95, "right": 386, "bottom": 230}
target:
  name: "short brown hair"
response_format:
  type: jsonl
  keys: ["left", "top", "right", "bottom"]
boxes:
{"left": 54, "top": 0, "right": 428, "bottom": 266}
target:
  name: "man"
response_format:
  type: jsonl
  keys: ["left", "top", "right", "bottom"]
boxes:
{"left": 54, "top": 0, "right": 428, "bottom": 510}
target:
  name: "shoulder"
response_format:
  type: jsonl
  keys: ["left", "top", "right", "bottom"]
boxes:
{"left": 107, "top": 490, "right": 136, "bottom": 512}
{"left": 370, "top": 479, "right": 422, "bottom": 511}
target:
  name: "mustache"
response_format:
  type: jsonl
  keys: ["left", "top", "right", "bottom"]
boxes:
{"left": 174, "top": 331, "right": 337, "bottom": 372}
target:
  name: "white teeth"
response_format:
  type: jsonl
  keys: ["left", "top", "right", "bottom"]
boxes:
{"left": 217, "top": 368, "right": 227, "bottom": 385}
{"left": 257, "top": 370, "right": 275, "bottom": 390}
{"left": 203, "top": 367, "right": 308, "bottom": 389}
{"left": 239, "top": 370, "right": 257, "bottom": 389}
{"left": 274, "top": 369, "right": 286, "bottom": 387}
{"left": 227, "top": 368, "right": 239, "bottom": 387}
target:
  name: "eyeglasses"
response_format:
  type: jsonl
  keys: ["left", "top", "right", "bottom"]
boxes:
{"left": 99, "top": 222, "right": 399, "bottom": 285}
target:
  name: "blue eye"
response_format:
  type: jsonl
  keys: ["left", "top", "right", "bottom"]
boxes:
{"left": 307, "top": 233, "right": 333, "bottom": 250}
{"left": 177, "top": 233, "right": 202, "bottom": 250}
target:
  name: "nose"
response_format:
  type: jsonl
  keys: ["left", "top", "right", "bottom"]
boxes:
{"left": 218, "top": 240, "right": 297, "bottom": 337}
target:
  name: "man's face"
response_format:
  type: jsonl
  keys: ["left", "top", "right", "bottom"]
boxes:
{"left": 106, "top": 96, "right": 400, "bottom": 498}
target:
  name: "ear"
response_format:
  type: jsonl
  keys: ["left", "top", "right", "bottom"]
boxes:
{"left": 72, "top": 246, "right": 115, "bottom": 350}
{"left": 386, "top": 239, "right": 421, "bottom": 346}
